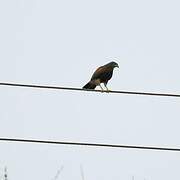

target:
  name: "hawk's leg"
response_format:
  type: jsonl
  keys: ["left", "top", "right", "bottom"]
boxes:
{"left": 99, "top": 84, "right": 104, "bottom": 92}
{"left": 104, "top": 82, "right": 110, "bottom": 92}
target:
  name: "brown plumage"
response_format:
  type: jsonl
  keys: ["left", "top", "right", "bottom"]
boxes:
{"left": 83, "top": 61, "right": 119, "bottom": 91}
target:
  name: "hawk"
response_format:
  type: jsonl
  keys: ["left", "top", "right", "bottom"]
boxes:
{"left": 83, "top": 61, "right": 119, "bottom": 91}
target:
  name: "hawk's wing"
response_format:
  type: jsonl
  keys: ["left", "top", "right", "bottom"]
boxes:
{"left": 91, "top": 65, "right": 112, "bottom": 81}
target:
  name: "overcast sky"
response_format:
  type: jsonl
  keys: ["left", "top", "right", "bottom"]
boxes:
{"left": 0, "top": 0, "right": 180, "bottom": 180}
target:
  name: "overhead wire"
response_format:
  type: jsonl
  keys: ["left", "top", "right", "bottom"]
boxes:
{"left": 0, "top": 137, "right": 180, "bottom": 152}
{"left": 0, "top": 82, "right": 180, "bottom": 98}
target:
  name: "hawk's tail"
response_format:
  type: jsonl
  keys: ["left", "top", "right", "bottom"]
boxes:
{"left": 83, "top": 81, "right": 96, "bottom": 89}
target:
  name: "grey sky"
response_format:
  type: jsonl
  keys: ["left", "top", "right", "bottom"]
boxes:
{"left": 0, "top": 0, "right": 180, "bottom": 179}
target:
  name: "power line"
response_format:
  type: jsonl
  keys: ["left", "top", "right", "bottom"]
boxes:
{"left": 0, "top": 137, "right": 180, "bottom": 152}
{"left": 0, "top": 82, "right": 180, "bottom": 98}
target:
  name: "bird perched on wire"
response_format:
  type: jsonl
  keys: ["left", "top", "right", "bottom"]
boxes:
{"left": 83, "top": 61, "right": 119, "bottom": 91}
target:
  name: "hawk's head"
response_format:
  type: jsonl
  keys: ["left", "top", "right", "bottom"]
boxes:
{"left": 108, "top": 61, "right": 119, "bottom": 68}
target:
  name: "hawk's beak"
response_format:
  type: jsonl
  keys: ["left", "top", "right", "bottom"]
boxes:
{"left": 116, "top": 64, "right": 119, "bottom": 68}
